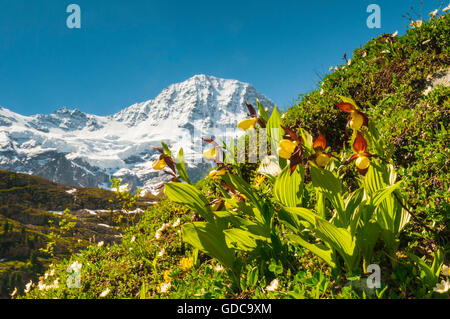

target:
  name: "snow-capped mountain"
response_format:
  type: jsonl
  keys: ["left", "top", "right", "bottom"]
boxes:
{"left": 0, "top": 75, "right": 275, "bottom": 193}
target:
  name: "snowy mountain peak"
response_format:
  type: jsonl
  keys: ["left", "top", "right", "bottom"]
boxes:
{"left": 0, "top": 75, "right": 275, "bottom": 193}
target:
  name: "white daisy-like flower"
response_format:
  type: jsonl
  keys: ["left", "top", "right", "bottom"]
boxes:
{"left": 392, "top": 30, "right": 398, "bottom": 37}
{"left": 52, "top": 278, "right": 60, "bottom": 289}
{"left": 429, "top": 9, "right": 438, "bottom": 18}
{"left": 155, "top": 230, "right": 162, "bottom": 240}
{"left": 97, "top": 241, "right": 104, "bottom": 247}
{"left": 49, "top": 269, "right": 55, "bottom": 277}
{"left": 443, "top": 4, "right": 450, "bottom": 12}
{"left": 173, "top": 218, "right": 181, "bottom": 228}
{"left": 265, "top": 279, "right": 279, "bottom": 292}
{"left": 24, "top": 280, "right": 33, "bottom": 293}
{"left": 214, "top": 264, "right": 224, "bottom": 272}
{"left": 441, "top": 265, "right": 450, "bottom": 277}
{"left": 433, "top": 280, "right": 450, "bottom": 294}
{"left": 257, "top": 155, "right": 282, "bottom": 177}
{"left": 99, "top": 288, "right": 111, "bottom": 298}
{"left": 10, "top": 287, "right": 17, "bottom": 298}
{"left": 347, "top": 59, "right": 352, "bottom": 66}
{"left": 423, "top": 86, "right": 433, "bottom": 96}
{"left": 159, "top": 282, "right": 171, "bottom": 293}
{"left": 158, "top": 248, "right": 166, "bottom": 257}
{"left": 320, "top": 88, "right": 324, "bottom": 96}
{"left": 70, "top": 261, "right": 82, "bottom": 273}
{"left": 131, "top": 235, "right": 136, "bottom": 242}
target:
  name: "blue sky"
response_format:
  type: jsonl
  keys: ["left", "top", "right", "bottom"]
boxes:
{"left": 0, "top": 0, "right": 445, "bottom": 115}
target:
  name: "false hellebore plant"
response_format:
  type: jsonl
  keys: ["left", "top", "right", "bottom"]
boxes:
{"left": 160, "top": 96, "right": 416, "bottom": 292}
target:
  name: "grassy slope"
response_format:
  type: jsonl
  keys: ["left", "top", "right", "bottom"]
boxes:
{"left": 0, "top": 170, "right": 151, "bottom": 298}
{"left": 18, "top": 14, "right": 449, "bottom": 299}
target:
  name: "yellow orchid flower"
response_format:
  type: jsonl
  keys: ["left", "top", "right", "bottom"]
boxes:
{"left": 278, "top": 139, "right": 298, "bottom": 159}
{"left": 203, "top": 147, "right": 218, "bottom": 160}
{"left": 152, "top": 158, "right": 167, "bottom": 170}
{"left": 237, "top": 118, "right": 258, "bottom": 131}
{"left": 209, "top": 167, "right": 227, "bottom": 179}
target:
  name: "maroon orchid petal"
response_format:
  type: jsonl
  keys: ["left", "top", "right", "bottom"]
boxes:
{"left": 336, "top": 102, "right": 356, "bottom": 113}
{"left": 353, "top": 132, "right": 368, "bottom": 153}
{"left": 246, "top": 103, "right": 257, "bottom": 118}
{"left": 313, "top": 133, "right": 327, "bottom": 152}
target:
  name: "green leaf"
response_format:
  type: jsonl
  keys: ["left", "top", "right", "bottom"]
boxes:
{"left": 369, "top": 181, "right": 402, "bottom": 207}
{"left": 246, "top": 267, "right": 259, "bottom": 288}
{"left": 175, "top": 148, "right": 191, "bottom": 184}
{"left": 256, "top": 99, "right": 269, "bottom": 123}
{"left": 223, "top": 228, "right": 268, "bottom": 252}
{"left": 281, "top": 206, "right": 317, "bottom": 225}
{"left": 160, "top": 141, "right": 173, "bottom": 157}
{"left": 405, "top": 252, "right": 439, "bottom": 288}
{"left": 311, "top": 165, "right": 342, "bottom": 194}
{"left": 274, "top": 165, "right": 304, "bottom": 207}
{"left": 286, "top": 234, "right": 336, "bottom": 268}
{"left": 266, "top": 107, "right": 284, "bottom": 162}
{"left": 314, "top": 217, "right": 359, "bottom": 272}
{"left": 311, "top": 165, "right": 346, "bottom": 225}
{"left": 165, "top": 182, "right": 214, "bottom": 223}
{"left": 182, "top": 222, "right": 236, "bottom": 272}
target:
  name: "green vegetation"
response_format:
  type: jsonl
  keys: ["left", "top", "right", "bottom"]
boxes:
{"left": 12, "top": 11, "right": 450, "bottom": 299}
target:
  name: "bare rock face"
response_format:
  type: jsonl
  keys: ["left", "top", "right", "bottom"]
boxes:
{"left": 0, "top": 75, "right": 275, "bottom": 193}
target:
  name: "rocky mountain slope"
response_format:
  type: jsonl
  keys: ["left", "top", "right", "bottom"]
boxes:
{"left": 0, "top": 75, "right": 275, "bottom": 193}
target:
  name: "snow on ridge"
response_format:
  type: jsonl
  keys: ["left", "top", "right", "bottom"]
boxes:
{"left": 0, "top": 75, "right": 275, "bottom": 192}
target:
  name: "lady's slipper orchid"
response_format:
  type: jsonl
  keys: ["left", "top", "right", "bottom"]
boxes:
{"left": 336, "top": 101, "right": 369, "bottom": 132}
{"left": 202, "top": 138, "right": 223, "bottom": 164}
{"left": 237, "top": 102, "right": 267, "bottom": 131}
{"left": 345, "top": 132, "right": 374, "bottom": 174}
{"left": 209, "top": 167, "right": 227, "bottom": 179}
{"left": 312, "top": 133, "right": 333, "bottom": 168}
{"left": 152, "top": 158, "right": 167, "bottom": 170}
{"left": 279, "top": 126, "right": 304, "bottom": 175}
{"left": 237, "top": 118, "right": 258, "bottom": 131}
{"left": 278, "top": 139, "right": 298, "bottom": 159}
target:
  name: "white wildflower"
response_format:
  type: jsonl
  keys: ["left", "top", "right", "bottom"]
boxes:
{"left": 443, "top": 4, "right": 450, "bottom": 12}
{"left": 214, "top": 264, "right": 224, "bottom": 272}
{"left": 97, "top": 241, "right": 104, "bottom": 247}
{"left": 347, "top": 59, "right": 352, "bottom": 66}
{"left": 173, "top": 218, "right": 181, "bottom": 228}
{"left": 70, "top": 261, "right": 82, "bottom": 273}
{"left": 49, "top": 269, "right": 55, "bottom": 277}
{"left": 131, "top": 235, "right": 136, "bottom": 242}
{"left": 257, "top": 155, "right": 282, "bottom": 177}
{"left": 158, "top": 248, "right": 166, "bottom": 257}
{"left": 429, "top": 9, "right": 438, "bottom": 19}
{"left": 99, "top": 288, "right": 111, "bottom": 298}
{"left": 24, "top": 280, "right": 33, "bottom": 294}
{"left": 433, "top": 280, "right": 450, "bottom": 294}
{"left": 320, "top": 88, "right": 324, "bottom": 96}
{"left": 159, "top": 282, "right": 171, "bottom": 293}
{"left": 442, "top": 265, "right": 450, "bottom": 277}
{"left": 265, "top": 279, "right": 279, "bottom": 292}
{"left": 10, "top": 287, "right": 17, "bottom": 298}
{"left": 392, "top": 30, "right": 398, "bottom": 37}
{"left": 155, "top": 229, "right": 162, "bottom": 240}
{"left": 52, "top": 278, "right": 60, "bottom": 289}
{"left": 423, "top": 86, "right": 432, "bottom": 96}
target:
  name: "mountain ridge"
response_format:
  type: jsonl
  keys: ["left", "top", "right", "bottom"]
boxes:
{"left": 0, "top": 74, "right": 275, "bottom": 193}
